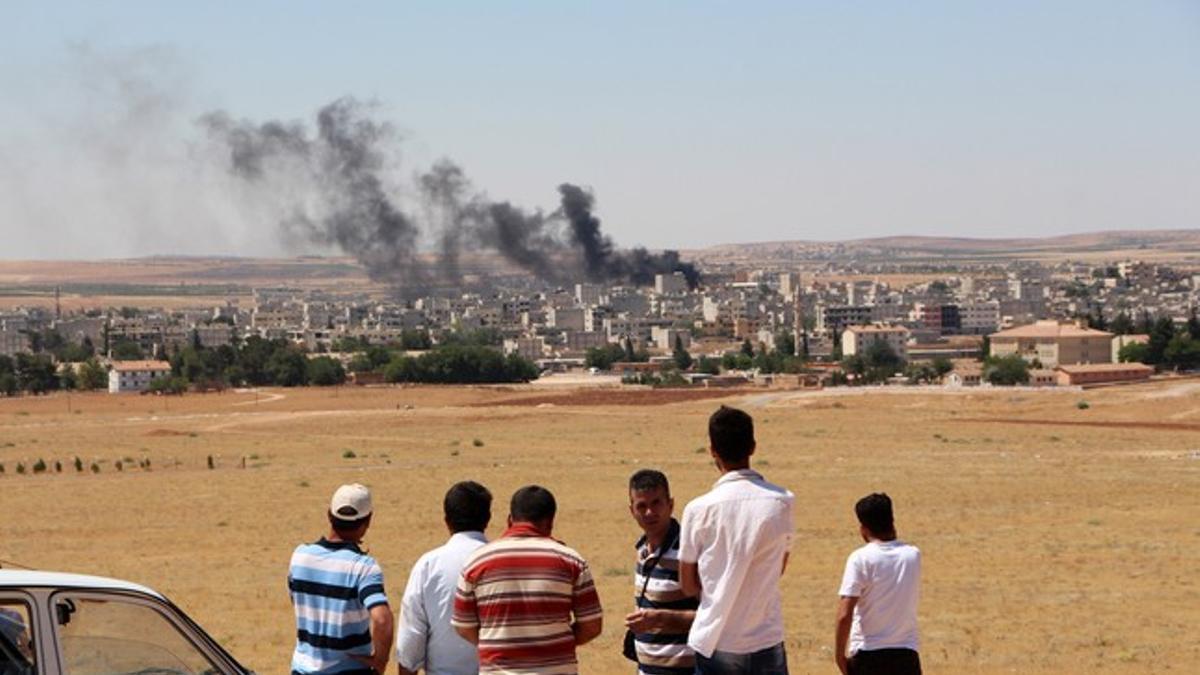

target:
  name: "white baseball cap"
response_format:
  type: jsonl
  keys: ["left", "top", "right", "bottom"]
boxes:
{"left": 330, "top": 483, "right": 373, "bottom": 520}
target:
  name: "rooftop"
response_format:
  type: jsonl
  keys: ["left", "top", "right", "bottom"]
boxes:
{"left": 991, "top": 320, "right": 1113, "bottom": 340}
{"left": 1056, "top": 362, "right": 1154, "bottom": 374}
{"left": 110, "top": 360, "right": 172, "bottom": 372}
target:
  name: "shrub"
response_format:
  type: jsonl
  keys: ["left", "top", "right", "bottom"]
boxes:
{"left": 1077, "top": 400, "right": 1090, "bottom": 410}
{"left": 32, "top": 459, "right": 46, "bottom": 474}
{"left": 206, "top": 455, "right": 215, "bottom": 470}
{"left": 74, "top": 456, "right": 83, "bottom": 472}
{"left": 115, "top": 460, "right": 123, "bottom": 472}
{"left": 342, "top": 449, "right": 357, "bottom": 459}
{"left": 90, "top": 462, "right": 100, "bottom": 474}
{"left": 54, "top": 461, "right": 62, "bottom": 473}
{"left": 16, "top": 463, "right": 26, "bottom": 474}
{"left": 472, "top": 439, "right": 484, "bottom": 447}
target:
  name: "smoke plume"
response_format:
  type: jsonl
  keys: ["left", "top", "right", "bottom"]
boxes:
{"left": 201, "top": 97, "right": 699, "bottom": 293}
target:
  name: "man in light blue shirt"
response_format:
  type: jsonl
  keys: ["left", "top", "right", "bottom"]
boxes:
{"left": 396, "top": 481, "right": 492, "bottom": 675}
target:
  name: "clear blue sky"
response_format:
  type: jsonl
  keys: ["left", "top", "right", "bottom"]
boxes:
{"left": 2, "top": 1, "right": 1198, "bottom": 258}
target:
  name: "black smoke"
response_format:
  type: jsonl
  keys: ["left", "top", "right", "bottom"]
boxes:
{"left": 201, "top": 97, "right": 698, "bottom": 292}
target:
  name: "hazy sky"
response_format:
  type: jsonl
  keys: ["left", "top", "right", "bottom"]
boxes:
{"left": 2, "top": 1, "right": 1198, "bottom": 259}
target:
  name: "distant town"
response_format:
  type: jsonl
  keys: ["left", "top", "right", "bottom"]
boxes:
{"left": 1, "top": 254, "right": 1196, "bottom": 396}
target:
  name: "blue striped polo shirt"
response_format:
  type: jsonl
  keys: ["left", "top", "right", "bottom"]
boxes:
{"left": 634, "top": 519, "right": 699, "bottom": 675}
{"left": 288, "top": 538, "right": 389, "bottom": 675}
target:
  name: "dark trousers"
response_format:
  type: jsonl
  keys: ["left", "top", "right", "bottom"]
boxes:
{"left": 694, "top": 642, "right": 788, "bottom": 674}
{"left": 848, "top": 648, "right": 921, "bottom": 675}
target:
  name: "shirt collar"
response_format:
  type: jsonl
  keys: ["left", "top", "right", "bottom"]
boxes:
{"left": 635, "top": 518, "right": 681, "bottom": 553}
{"left": 715, "top": 468, "right": 763, "bottom": 487}
{"left": 503, "top": 522, "right": 550, "bottom": 539}
{"left": 449, "top": 530, "right": 488, "bottom": 545}
{"left": 316, "top": 537, "right": 363, "bottom": 554}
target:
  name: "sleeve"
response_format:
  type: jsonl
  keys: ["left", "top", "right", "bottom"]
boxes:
{"left": 678, "top": 502, "right": 702, "bottom": 564}
{"left": 450, "top": 565, "right": 480, "bottom": 630}
{"left": 571, "top": 560, "right": 604, "bottom": 623}
{"left": 838, "top": 550, "right": 865, "bottom": 598}
{"left": 357, "top": 558, "right": 389, "bottom": 609}
{"left": 395, "top": 559, "right": 430, "bottom": 670}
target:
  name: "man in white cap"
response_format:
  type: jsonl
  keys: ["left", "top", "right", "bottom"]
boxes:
{"left": 288, "top": 484, "right": 394, "bottom": 674}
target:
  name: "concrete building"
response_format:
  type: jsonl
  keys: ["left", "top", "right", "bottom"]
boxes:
{"left": 652, "top": 327, "right": 692, "bottom": 351}
{"left": 842, "top": 324, "right": 911, "bottom": 361}
{"left": 502, "top": 337, "right": 545, "bottom": 361}
{"left": 1056, "top": 362, "right": 1154, "bottom": 387}
{"left": 989, "top": 321, "right": 1113, "bottom": 368}
{"left": 547, "top": 307, "right": 586, "bottom": 331}
{"left": 574, "top": 284, "right": 604, "bottom": 307}
{"left": 0, "top": 328, "right": 30, "bottom": 357}
{"left": 108, "top": 360, "right": 173, "bottom": 393}
{"left": 655, "top": 272, "right": 689, "bottom": 295}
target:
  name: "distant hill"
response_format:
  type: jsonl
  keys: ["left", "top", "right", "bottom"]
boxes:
{"left": 690, "top": 229, "right": 1200, "bottom": 260}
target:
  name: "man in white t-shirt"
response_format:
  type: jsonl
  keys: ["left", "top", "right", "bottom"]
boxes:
{"left": 679, "top": 405, "right": 795, "bottom": 674}
{"left": 835, "top": 492, "right": 922, "bottom": 675}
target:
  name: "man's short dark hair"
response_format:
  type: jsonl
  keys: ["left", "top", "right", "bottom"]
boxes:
{"left": 855, "top": 493, "right": 895, "bottom": 537}
{"left": 629, "top": 469, "right": 670, "bottom": 497}
{"left": 510, "top": 485, "right": 557, "bottom": 524}
{"left": 328, "top": 512, "right": 371, "bottom": 535}
{"left": 445, "top": 481, "right": 492, "bottom": 533}
{"left": 708, "top": 405, "right": 755, "bottom": 464}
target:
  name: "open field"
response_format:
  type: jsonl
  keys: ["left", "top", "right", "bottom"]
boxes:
{"left": 2, "top": 382, "right": 1198, "bottom": 674}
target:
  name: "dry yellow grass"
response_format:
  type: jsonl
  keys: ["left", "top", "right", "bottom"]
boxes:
{"left": 2, "top": 382, "right": 1198, "bottom": 674}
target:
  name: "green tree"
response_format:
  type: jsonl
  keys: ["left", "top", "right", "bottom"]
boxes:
{"left": 110, "top": 339, "right": 144, "bottom": 360}
{"left": 1188, "top": 308, "right": 1200, "bottom": 341}
{"left": 931, "top": 357, "right": 954, "bottom": 378}
{"left": 1109, "top": 311, "right": 1135, "bottom": 335}
{"left": 58, "top": 365, "right": 78, "bottom": 391}
{"left": 740, "top": 339, "right": 754, "bottom": 357}
{"left": 1117, "top": 341, "right": 1149, "bottom": 364}
{"left": 585, "top": 344, "right": 626, "bottom": 371}
{"left": 1164, "top": 334, "right": 1200, "bottom": 371}
{"left": 267, "top": 348, "right": 309, "bottom": 387}
{"left": 148, "top": 375, "right": 188, "bottom": 395}
{"left": 306, "top": 356, "right": 347, "bottom": 386}
{"left": 623, "top": 336, "right": 636, "bottom": 362}
{"left": 983, "top": 354, "right": 1031, "bottom": 386}
{"left": 672, "top": 335, "right": 693, "bottom": 371}
{"left": 697, "top": 356, "right": 721, "bottom": 375}
{"left": 15, "top": 353, "right": 59, "bottom": 394}
{"left": 1146, "top": 317, "right": 1177, "bottom": 366}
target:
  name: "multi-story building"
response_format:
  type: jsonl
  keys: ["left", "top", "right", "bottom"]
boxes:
{"left": 842, "top": 324, "right": 911, "bottom": 361}
{"left": 108, "top": 360, "right": 173, "bottom": 393}
{"left": 989, "top": 321, "right": 1113, "bottom": 367}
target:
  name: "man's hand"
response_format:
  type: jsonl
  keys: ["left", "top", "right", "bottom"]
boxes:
{"left": 350, "top": 651, "right": 389, "bottom": 674}
{"left": 625, "top": 608, "right": 696, "bottom": 633}
{"left": 834, "top": 596, "right": 858, "bottom": 675}
{"left": 624, "top": 608, "right": 660, "bottom": 632}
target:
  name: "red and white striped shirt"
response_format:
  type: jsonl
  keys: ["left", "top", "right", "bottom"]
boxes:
{"left": 452, "top": 523, "right": 603, "bottom": 674}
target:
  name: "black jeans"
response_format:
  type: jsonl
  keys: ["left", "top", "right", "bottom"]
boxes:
{"left": 848, "top": 648, "right": 921, "bottom": 675}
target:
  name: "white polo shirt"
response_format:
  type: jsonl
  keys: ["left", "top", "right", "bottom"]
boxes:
{"left": 838, "top": 540, "right": 921, "bottom": 655}
{"left": 679, "top": 468, "right": 795, "bottom": 658}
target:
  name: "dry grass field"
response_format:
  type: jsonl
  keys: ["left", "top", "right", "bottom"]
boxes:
{"left": 2, "top": 381, "right": 1198, "bottom": 674}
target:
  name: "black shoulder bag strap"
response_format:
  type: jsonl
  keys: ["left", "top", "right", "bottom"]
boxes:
{"left": 623, "top": 532, "right": 680, "bottom": 662}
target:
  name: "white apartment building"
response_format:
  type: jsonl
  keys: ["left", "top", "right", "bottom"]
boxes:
{"left": 108, "top": 360, "right": 173, "bottom": 393}
{"left": 842, "top": 324, "right": 911, "bottom": 361}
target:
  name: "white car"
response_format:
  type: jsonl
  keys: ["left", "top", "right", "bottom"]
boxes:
{"left": 0, "top": 570, "right": 250, "bottom": 675}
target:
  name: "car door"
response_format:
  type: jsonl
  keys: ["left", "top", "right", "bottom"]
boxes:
{"left": 0, "top": 590, "right": 39, "bottom": 675}
{"left": 48, "top": 590, "right": 242, "bottom": 675}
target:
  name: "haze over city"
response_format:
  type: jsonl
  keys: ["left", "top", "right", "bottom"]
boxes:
{"left": 2, "top": 1, "right": 1198, "bottom": 260}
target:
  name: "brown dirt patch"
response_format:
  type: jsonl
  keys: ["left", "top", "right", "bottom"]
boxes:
{"left": 145, "top": 428, "right": 191, "bottom": 437}
{"left": 957, "top": 418, "right": 1200, "bottom": 433}
{"left": 480, "top": 387, "right": 752, "bottom": 407}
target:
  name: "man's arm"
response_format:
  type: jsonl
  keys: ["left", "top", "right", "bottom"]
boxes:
{"left": 352, "top": 604, "right": 394, "bottom": 673}
{"left": 624, "top": 608, "right": 695, "bottom": 633}
{"left": 453, "top": 624, "right": 479, "bottom": 645}
{"left": 834, "top": 596, "right": 858, "bottom": 675}
{"left": 572, "top": 617, "right": 603, "bottom": 646}
{"left": 679, "top": 561, "right": 700, "bottom": 598}
{"left": 395, "top": 562, "right": 430, "bottom": 675}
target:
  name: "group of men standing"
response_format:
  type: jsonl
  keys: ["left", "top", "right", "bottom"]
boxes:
{"left": 287, "top": 405, "right": 922, "bottom": 674}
